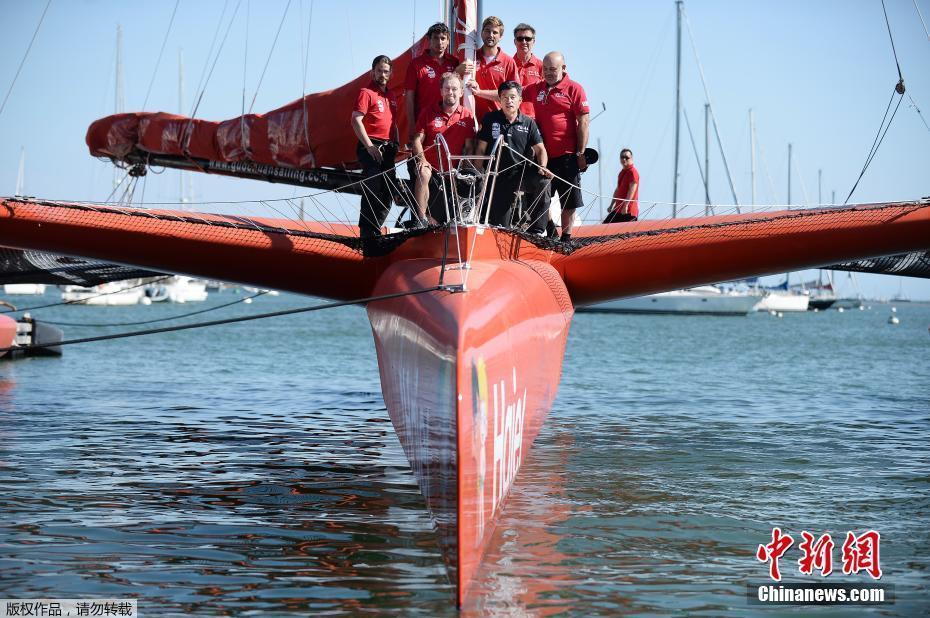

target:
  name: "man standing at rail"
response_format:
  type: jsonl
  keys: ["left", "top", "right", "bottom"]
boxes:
{"left": 603, "top": 148, "right": 639, "bottom": 223}
{"left": 412, "top": 73, "right": 477, "bottom": 224}
{"left": 474, "top": 81, "right": 550, "bottom": 231}
{"left": 351, "top": 55, "right": 400, "bottom": 240}
{"left": 523, "top": 51, "right": 590, "bottom": 242}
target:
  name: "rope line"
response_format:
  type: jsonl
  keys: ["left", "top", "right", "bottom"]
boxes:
{"left": 42, "top": 290, "right": 268, "bottom": 327}
{"left": 141, "top": 0, "right": 181, "bottom": 110}
{"left": 2, "top": 285, "right": 449, "bottom": 353}
{"left": 0, "top": 0, "right": 52, "bottom": 119}
{"left": 248, "top": 0, "right": 291, "bottom": 114}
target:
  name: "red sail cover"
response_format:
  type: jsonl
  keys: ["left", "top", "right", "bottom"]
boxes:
{"left": 86, "top": 37, "right": 428, "bottom": 170}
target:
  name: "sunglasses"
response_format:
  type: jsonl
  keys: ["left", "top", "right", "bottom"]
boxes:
{"left": 621, "top": 156, "right": 631, "bottom": 160}
{"left": 515, "top": 36, "right": 534, "bottom": 42}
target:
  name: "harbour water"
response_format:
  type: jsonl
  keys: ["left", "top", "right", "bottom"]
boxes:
{"left": 1, "top": 291, "right": 928, "bottom": 616}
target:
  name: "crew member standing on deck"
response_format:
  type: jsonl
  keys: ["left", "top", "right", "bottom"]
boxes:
{"left": 474, "top": 81, "right": 550, "bottom": 230}
{"left": 523, "top": 51, "right": 590, "bottom": 242}
{"left": 405, "top": 23, "right": 459, "bottom": 147}
{"left": 603, "top": 148, "right": 639, "bottom": 223}
{"left": 412, "top": 73, "right": 477, "bottom": 224}
{"left": 351, "top": 55, "right": 400, "bottom": 240}
{"left": 463, "top": 16, "right": 518, "bottom": 126}
{"left": 511, "top": 23, "right": 543, "bottom": 118}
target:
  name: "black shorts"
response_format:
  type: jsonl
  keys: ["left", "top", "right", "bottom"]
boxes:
{"left": 546, "top": 154, "right": 584, "bottom": 211}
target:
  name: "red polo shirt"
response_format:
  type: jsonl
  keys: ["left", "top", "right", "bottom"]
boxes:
{"left": 612, "top": 165, "right": 640, "bottom": 217}
{"left": 523, "top": 77, "right": 590, "bottom": 157}
{"left": 473, "top": 48, "right": 518, "bottom": 122}
{"left": 513, "top": 54, "right": 543, "bottom": 117}
{"left": 415, "top": 103, "right": 476, "bottom": 169}
{"left": 405, "top": 52, "right": 461, "bottom": 117}
{"left": 353, "top": 81, "right": 397, "bottom": 141}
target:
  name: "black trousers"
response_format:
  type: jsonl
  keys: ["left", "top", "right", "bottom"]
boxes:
{"left": 546, "top": 154, "right": 584, "bottom": 211}
{"left": 357, "top": 140, "right": 398, "bottom": 237}
{"left": 485, "top": 170, "right": 550, "bottom": 233}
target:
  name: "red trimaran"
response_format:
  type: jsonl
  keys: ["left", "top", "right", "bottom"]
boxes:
{"left": 1, "top": 0, "right": 928, "bottom": 606}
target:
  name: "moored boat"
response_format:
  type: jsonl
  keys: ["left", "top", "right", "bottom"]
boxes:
{"left": 579, "top": 285, "right": 762, "bottom": 316}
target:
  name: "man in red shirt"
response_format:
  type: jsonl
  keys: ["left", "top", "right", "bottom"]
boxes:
{"left": 603, "top": 149, "right": 640, "bottom": 223}
{"left": 463, "top": 16, "right": 518, "bottom": 125}
{"left": 351, "top": 55, "right": 400, "bottom": 239}
{"left": 512, "top": 23, "right": 543, "bottom": 117}
{"left": 412, "top": 73, "right": 476, "bottom": 224}
{"left": 404, "top": 23, "right": 460, "bottom": 146}
{"left": 523, "top": 51, "right": 590, "bottom": 241}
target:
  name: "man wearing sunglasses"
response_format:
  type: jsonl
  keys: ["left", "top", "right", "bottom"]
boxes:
{"left": 512, "top": 23, "right": 543, "bottom": 118}
{"left": 603, "top": 149, "right": 639, "bottom": 223}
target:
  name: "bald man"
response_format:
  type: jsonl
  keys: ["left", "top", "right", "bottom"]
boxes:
{"left": 523, "top": 52, "right": 590, "bottom": 241}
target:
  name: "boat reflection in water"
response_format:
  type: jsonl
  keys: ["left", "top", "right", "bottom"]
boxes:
{"left": 578, "top": 285, "right": 763, "bottom": 316}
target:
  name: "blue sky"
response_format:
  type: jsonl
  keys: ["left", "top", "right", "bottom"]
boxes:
{"left": 1, "top": 0, "right": 928, "bottom": 299}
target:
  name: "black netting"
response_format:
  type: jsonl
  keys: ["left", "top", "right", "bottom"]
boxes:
{"left": 826, "top": 251, "right": 930, "bottom": 279}
{"left": 0, "top": 248, "right": 163, "bottom": 286}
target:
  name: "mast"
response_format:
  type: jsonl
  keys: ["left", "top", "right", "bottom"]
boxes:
{"left": 114, "top": 24, "right": 124, "bottom": 192}
{"left": 178, "top": 49, "right": 189, "bottom": 208}
{"left": 818, "top": 168, "right": 822, "bottom": 205}
{"left": 672, "top": 0, "right": 682, "bottom": 217}
{"left": 749, "top": 109, "right": 756, "bottom": 208}
{"left": 704, "top": 103, "right": 710, "bottom": 215}
{"left": 597, "top": 136, "right": 603, "bottom": 220}
{"left": 15, "top": 148, "right": 25, "bottom": 197}
{"left": 787, "top": 143, "right": 792, "bottom": 205}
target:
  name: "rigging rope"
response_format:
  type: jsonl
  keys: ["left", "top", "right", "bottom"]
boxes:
{"left": 248, "top": 0, "right": 292, "bottom": 114}
{"left": 141, "top": 0, "right": 181, "bottom": 110}
{"left": 844, "top": 1, "right": 909, "bottom": 204}
{"left": 916, "top": 0, "right": 930, "bottom": 41}
{"left": 0, "top": 0, "right": 52, "bottom": 119}
{"left": 2, "top": 286, "right": 448, "bottom": 353}
{"left": 42, "top": 290, "right": 268, "bottom": 327}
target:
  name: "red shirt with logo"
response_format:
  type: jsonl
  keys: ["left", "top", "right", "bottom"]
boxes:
{"left": 612, "top": 165, "right": 640, "bottom": 217}
{"left": 405, "top": 52, "right": 461, "bottom": 118}
{"left": 523, "top": 76, "right": 590, "bottom": 157}
{"left": 353, "top": 81, "right": 397, "bottom": 141}
{"left": 514, "top": 54, "right": 543, "bottom": 117}
{"left": 415, "top": 103, "right": 476, "bottom": 169}
{"left": 473, "top": 48, "right": 518, "bottom": 122}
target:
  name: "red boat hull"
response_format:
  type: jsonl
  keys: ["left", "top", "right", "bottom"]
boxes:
{"left": 367, "top": 227, "right": 573, "bottom": 604}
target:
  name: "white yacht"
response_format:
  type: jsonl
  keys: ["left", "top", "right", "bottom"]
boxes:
{"left": 754, "top": 289, "right": 810, "bottom": 312}
{"left": 580, "top": 285, "right": 763, "bottom": 316}
{"left": 61, "top": 281, "right": 144, "bottom": 305}
{"left": 3, "top": 283, "right": 47, "bottom": 295}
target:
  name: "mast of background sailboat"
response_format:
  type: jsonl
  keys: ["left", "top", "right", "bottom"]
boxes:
{"left": 16, "top": 148, "right": 25, "bottom": 197}
{"left": 787, "top": 143, "right": 792, "bottom": 205}
{"left": 672, "top": 0, "right": 682, "bottom": 217}
{"left": 749, "top": 109, "right": 756, "bottom": 208}
{"left": 704, "top": 103, "right": 710, "bottom": 215}
{"left": 114, "top": 25, "right": 124, "bottom": 192}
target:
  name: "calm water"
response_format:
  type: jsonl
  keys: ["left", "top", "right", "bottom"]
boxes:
{"left": 1, "top": 290, "right": 928, "bottom": 616}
